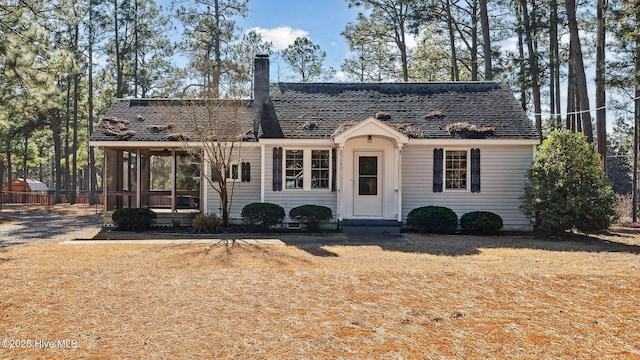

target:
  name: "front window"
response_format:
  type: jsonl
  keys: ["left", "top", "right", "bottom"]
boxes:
{"left": 311, "top": 150, "right": 330, "bottom": 189}
{"left": 445, "top": 150, "right": 468, "bottom": 190}
{"left": 285, "top": 150, "right": 304, "bottom": 189}
{"left": 226, "top": 164, "right": 239, "bottom": 180}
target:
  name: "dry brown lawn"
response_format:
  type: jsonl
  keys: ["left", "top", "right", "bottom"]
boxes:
{"left": 1, "top": 228, "right": 639, "bottom": 359}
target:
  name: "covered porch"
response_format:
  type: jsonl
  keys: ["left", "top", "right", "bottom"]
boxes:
{"left": 102, "top": 146, "right": 202, "bottom": 225}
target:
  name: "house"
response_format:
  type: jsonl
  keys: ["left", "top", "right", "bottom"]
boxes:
{"left": 89, "top": 55, "right": 540, "bottom": 230}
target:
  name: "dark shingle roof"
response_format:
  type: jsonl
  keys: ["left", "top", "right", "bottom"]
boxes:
{"left": 269, "top": 82, "right": 539, "bottom": 139}
{"left": 90, "top": 99, "right": 258, "bottom": 142}
{"left": 91, "top": 82, "right": 538, "bottom": 143}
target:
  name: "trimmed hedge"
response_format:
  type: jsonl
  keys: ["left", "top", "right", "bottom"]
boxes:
{"left": 241, "top": 202, "right": 285, "bottom": 230}
{"left": 111, "top": 207, "right": 157, "bottom": 231}
{"left": 407, "top": 206, "right": 458, "bottom": 234}
{"left": 460, "top": 211, "right": 503, "bottom": 234}
{"left": 289, "top": 205, "right": 332, "bottom": 232}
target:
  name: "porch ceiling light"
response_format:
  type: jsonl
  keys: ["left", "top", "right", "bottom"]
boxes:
{"left": 367, "top": 135, "right": 372, "bottom": 143}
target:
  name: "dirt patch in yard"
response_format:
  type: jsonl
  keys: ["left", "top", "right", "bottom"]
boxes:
{"left": 1, "top": 231, "right": 639, "bottom": 359}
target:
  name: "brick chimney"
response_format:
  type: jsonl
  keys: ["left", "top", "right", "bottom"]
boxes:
{"left": 254, "top": 54, "right": 269, "bottom": 107}
{"left": 253, "top": 54, "right": 283, "bottom": 138}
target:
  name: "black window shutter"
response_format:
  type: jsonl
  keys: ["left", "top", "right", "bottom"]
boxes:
{"left": 241, "top": 162, "right": 250, "bottom": 182}
{"left": 471, "top": 148, "right": 481, "bottom": 192}
{"left": 331, "top": 148, "right": 337, "bottom": 192}
{"left": 433, "top": 148, "right": 443, "bottom": 192}
{"left": 272, "top": 147, "right": 282, "bottom": 191}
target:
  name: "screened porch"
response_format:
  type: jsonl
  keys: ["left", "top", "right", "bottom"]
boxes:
{"left": 103, "top": 148, "right": 202, "bottom": 224}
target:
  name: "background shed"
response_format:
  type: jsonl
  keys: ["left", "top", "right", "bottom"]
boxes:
{"left": 2, "top": 178, "right": 49, "bottom": 193}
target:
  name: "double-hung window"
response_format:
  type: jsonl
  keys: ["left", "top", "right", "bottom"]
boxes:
{"left": 445, "top": 150, "right": 468, "bottom": 190}
{"left": 285, "top": 150, "right": 304, "bottom": 189}
{"left": 434, "top": 148, "right": 480, "bottom": 193}
{"left": 311, "top": 150, "right": 330, "bottom": 189}
{"left": 283, "top": 149, "right": 330, "bottom": 190}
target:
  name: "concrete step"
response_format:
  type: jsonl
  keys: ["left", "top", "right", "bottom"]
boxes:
{"left": 342, "top": 219, "right": 400, "bottom": 226}
{"left": 342, "top": 219, "right": 401, "bottom": 234}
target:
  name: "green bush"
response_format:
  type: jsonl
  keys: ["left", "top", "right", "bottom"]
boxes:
{"left": 521, "top": 130, "right": 618, "bottom": 233}
{"left": 406, "top": 206, "right": 458, "bottom": 234}
{"left": 460, "top": 211, "right": 503, "bottom": 234}
{"left": 289, "top": 205, "right": 332, "bottom": 232}
{"left": 241, "top": 202, "right": 285, "bottom": 230}
{"left": 111, "top": 207, "right": 157, "bottom": 231}
{"left": 192, "top": 212, "right": 223, "bottom": 233}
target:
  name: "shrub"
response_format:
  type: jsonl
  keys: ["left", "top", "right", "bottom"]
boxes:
{"left": 241, "top": 202, "right": 285, "bottom": 230}
{"left": 289, "top": 205, "right": 332, "bottom": 232}
{"left": 111, "top": 207, "right": 157, "bottom": 231}
{"left": 192, "top": 212, "right": 223, "bottom": 233}
{"left": 406, "top": 206, "right": 458, "bottom": 234}
{"left": 460, "top": 211, "right": 503, "bottom": 234}
{"left": 521, "top": 130, "right": 617, "bottom": 233}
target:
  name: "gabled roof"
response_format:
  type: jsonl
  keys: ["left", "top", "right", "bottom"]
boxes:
{"left": 269, "top": 82, "right": 539, "bottom": 140}
{"left": 90, "top": 82, "right": 538, "bottom": 144}
{"left": 89, "top": 99, "right": 258, "bottom": 143}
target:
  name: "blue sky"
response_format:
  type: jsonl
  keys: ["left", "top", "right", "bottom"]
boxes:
{"left": 238, "top": 0, "right": 361, "bottom": 78}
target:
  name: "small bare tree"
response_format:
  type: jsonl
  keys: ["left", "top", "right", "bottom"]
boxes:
{"left": 178, "top": 92, "right": 255, "bottom": 226}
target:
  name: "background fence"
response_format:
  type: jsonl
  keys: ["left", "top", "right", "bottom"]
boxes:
{"left": 0, "top": 191, "right": 104, "bottom": 206}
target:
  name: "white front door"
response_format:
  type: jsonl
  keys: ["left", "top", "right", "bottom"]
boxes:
{"left": 353, "top": 152, "right": 383, "bottom": 217}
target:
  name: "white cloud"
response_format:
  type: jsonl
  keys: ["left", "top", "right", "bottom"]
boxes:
{"left": 335, "top": 71, "right": 347, "bottom": 81}
{"left": 405, "top": 33, "right": 418, "bottom": 49}
{"left": 249, "top": 26, "right": 308, "bottom": 51}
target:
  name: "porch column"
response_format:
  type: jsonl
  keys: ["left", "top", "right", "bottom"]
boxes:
{"left": 171, "top": 149, "right": 176, "bottom": 212}
{"left": 103, "top": 149, "right": 108, "bottom": 213}
{"left": 396, "top": 145, "right": 403, "bottom": 222}
{"left": 202, "top": 151, "right": 209, "bottom": 214}
{"left": 260, "top": 143, "right": 265, "bottom": 203}
{"left": 136, "top": 148, "right": 141, "bottom": 208}
{"left": 337, "top": 145, "right": 344, "bottom": 222}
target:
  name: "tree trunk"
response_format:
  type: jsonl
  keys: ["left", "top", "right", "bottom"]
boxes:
{"left": 470, "top": 0, "right": 478, "bottom": 81}
{"left": 65, "top": 73, "right": 71, "bottom": 195}
{"left": 50, "top": 109, "right": 63, "bottom": 203}
{"left": 71, "top": 23, "right": 79, "bottom": 204}
{"left": 0, "top": 154, "right": 4, "bottom": 203}
{"left": 114, "top": 0, "right": 123, "bottom": 98}
{"left": 516, "top": 1, "right": 526, "bottom": 109}
{"left": 596, "top": 0, "right": 607, "bottom": 171}
{"left": 445, "top": 0, "right": 460, "bottom": 81}
{"left": 6, "top": 140, "right": 12, "bottom": 203}
{"left": 633, "top": 4, "right": 640, "bottom": 222}
{"left": 212, "top": 0, "right": 221, "bottom": 96}
{"left": 479, "top": 0, "right": 492, "bottom": 80}
{"left": 567, "top": 40, "right": 576, "bottom": 131}
{"left": 566, "top": 0, "right": 594, "bottom": 143}
{"left": 22, "top": 136, "right": 28, "bottom": 203}
{"left": 549, "top": 0, "right": 559, "bottom": 129}
{"left": 134, "top": 0, "right": 139, "bottom": 98}
{"left": 88, "top": 2, "right": 97, "bottom": 205}
{"left": 521, "top": 0, "right": 542, "bottom": 136}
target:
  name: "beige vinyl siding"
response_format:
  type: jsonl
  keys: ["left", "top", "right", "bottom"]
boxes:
{"left": 206, "top": 146, "right": 261, "bottom": 220}
{"left": 402, "top": 144, "right": 534, "bottom": 230}
{"left": 264, "top": 146, "right": 337, "bottom": 221}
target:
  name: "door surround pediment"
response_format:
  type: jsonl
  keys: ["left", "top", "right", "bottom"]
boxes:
{"left": 332, "top": 117, "right": 409, "bottom": 148}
